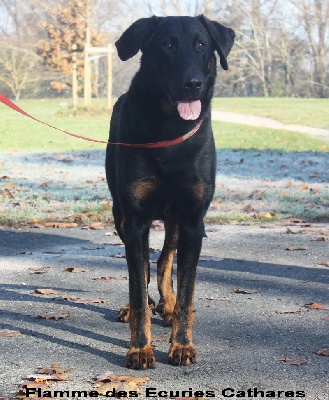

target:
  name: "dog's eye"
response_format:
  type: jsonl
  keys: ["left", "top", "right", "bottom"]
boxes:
{"left": 197, "top": 42, "right": 206, "bottom": 50}
{"left": 163, "top": 43, "right": 173, "bottom": 50}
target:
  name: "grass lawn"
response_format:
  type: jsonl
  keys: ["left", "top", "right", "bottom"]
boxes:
{"left": 212, "top": 97, "right": 329, "bottom": 128}
{"left": 1, "top": 98, "right": 328, "bottom": 225}
{"left": 0, "top": 98, "right": 328, "bottom": 152}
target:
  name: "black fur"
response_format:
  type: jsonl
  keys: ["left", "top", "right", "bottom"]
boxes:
{"left": 106, "top": 15, "right": 234, "bottom": 369}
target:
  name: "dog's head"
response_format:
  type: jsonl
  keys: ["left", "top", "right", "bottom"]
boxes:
{"left": 115, "top": 16, "right": 235, "bottom": 120}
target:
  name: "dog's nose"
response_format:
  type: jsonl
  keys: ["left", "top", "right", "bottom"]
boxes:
{"left": 183, "top": 74, "right": 203, "bottom": 92}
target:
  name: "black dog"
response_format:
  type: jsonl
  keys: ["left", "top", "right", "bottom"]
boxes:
{"left": 106, "top": 15, "right": 234, "bottom": 369}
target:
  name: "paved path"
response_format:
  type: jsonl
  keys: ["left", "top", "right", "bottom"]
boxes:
{"left": 0, "top": 224, "right": 328, "bottom": 399}
{"left": 212, "top": 110, "right": 329, "bottom": 141}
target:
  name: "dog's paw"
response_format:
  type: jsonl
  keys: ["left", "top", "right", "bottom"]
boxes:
{"left": 117, "top": 304, "right": 130, "bottom": 323}
{"left": 152, "top": 302, "right": 174, "bottom": 326}
{"left": 126, "top": 345, "right": 156, "bottom": 370}
{"left": 167, "top": 344, "right": 197, "bottom": 366}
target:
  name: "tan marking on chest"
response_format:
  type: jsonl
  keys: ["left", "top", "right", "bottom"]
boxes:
{"left": 131, "top": 177, "right": 158, "bottom": 200}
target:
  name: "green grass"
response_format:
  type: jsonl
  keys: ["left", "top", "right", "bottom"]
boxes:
{"left": 0, "top": 98, "right": 328, "bottom": 153}
{"left": 213, "top": 121, "right": 328, "bottom": 152}
{"left": 212, "top": 97, "right": 329, "bottom": 128}
{"left": 0, "top": 98, "right": 109, "bottom": 152}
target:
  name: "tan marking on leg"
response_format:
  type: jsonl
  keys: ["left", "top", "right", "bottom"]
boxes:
{"left": 188, "top": 181, "right": 204, "bottom": 201}
{"left": 155, "top": 221, "right": 178, "bottom": 326}
{"left": 127, "top": 304, "right": 155, "bottom": 369}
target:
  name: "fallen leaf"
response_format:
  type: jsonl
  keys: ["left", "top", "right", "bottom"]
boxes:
{"left": 199, "top": 256, "right": 224, "bottom": 262}
{"left": 92, "top": 276, "right": 128, "bottom": 281}
{"left": 94, "top": 381, "right": 142, "bottom": 396}
{"left": 89, "top": 222, "right": 105, "bottom": 230}
{"left": 305, "top": 303, "right": 329, "bottom": 310}
{"left": 45, "top": 222, "right": 78, "bottom": 228}
{"left": 311, "top": 237, "right": 327, "bottom": 241}
{"left": 64, "top": 267, "right": 88, "bottom": 273}
{"left": 33, "top": 289, "right": 60, "bottom": 295}
{"left": 37, "top": 312, "right": 69, "bottom": 320}
{"left": 318, "top": 261, "right": 329, "bottom": 267}
{"left": 285, "top": 246, "right": 309, "bottom": 251}
{"left": 280, "top": 357, "right": 307, "bottom": 365}
{"left": 95, "top": 372, "right": 150, "bottom": 385}
{"left": 73, "top": 298, "right": 105, "bottom": 304}
{"left": 286, "top": 228, "right": 298, "bottom": 234}
{"left": 36, "top": 366, "right": 71, "bottom": 374}
{"left": 26, "top": 374, "right": 69, "bottom": 382}
{"left": 253, "top": 211, "right": 275, "bottom": 219}
{"left": 205, "top": 227, "right": 219, "bottom": 232}
{"left": 0, "top": 329, "right": 21, "bottom": 337}
{"left": 53, "top": 295, "right": 78, "bottom": 301}
{"left": 29, "top": 267, "right": 51, "bottom": 274}
{"left": 243, "top": 204, "right": 255, "bottom": 214}
{"left": 313, "top": 348, "right": 329, "bottom": 357}
{"left": 298, "top": 183, "right": 309, "bottom": 190}
{"left": 289, "top": 218, "right": 306, "bottom": 224}
{"left": 233, "top": 288, "right": 258, "bottom": 294}
{"left": 42, "top": 250, "right": 64, "bottom": 254}
{"left": 274, "top": 309, "right": 301, "bottom": 314}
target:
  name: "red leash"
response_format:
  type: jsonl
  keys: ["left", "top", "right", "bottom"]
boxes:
{"left": 0, "top": 94, "right": 202, "bottom": 149}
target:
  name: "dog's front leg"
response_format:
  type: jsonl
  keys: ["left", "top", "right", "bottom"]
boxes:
{"left": 123, "top": 218, "right": 156, "bottom": 369}
{"left": 167, "top": 218, "right": 203, "bottom": 366}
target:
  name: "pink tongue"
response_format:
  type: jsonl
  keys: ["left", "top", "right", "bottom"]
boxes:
{"left": 177, "top": 100, "right": 201, "bottom": 120}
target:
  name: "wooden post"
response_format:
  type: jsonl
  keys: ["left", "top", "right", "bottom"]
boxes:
{"left": 84, "top": 0, "right": 92, "bottom": 106}
{"left": 72, "top": 43, "right": 78, "bottom": 113}
{"left": 107, "top": 43, "right": 112, "bottom": 110}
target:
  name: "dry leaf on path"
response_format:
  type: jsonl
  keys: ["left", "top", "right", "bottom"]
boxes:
{"left": 92, "top": 276, "right": 128, "bottom": 281}
{"left": 73, "top": 298, "right": 105, "bottom": 304}
{"left": 285, "top": 246, "right": 310, "bottom": 251}
{"left": 53, "top": 295, "right": 78, "bottom": 301}
{"left": 233, "top": 288, "right": 259, "bottom": 294}
{"left": 94, "top": 381, "right": 142, "bottom": 396}
{"left": 199, "top": 256, "right": 224, "bottom": 262}
{"left": 37, "top": 366, "right": 71, "bottom": 375}
{"left": 29, "top": 267, "right": 51, "bottom": 274}
{"left": 89, "top": 222, "right": 105, "bottom": 230}
{"left": 44, "top": 222, "right": 78, "bottom": 228}
{"left": 253, "top": 211, "right": 275, "bottom": 219}
{"left": 318, "top": 261, "right": 329, "bottom": 267}
{"left": 280, "top": 357, "right": 307, "bottom": 365}
{"left": 313, "top": 348, "right": 329, "bottom": 357}
{"left": 274, "top": 309, "right": 301, "bottom": 314}
{"left": 37, "top": 312, "right": 69, "bottom": 320}
{"left": 0, "top": 329, "right": 21, "bottom": 337}
{"left": 305, "top": 303, "right": 329, "bottom": 310}
{"left": 64, "top": 267, "right": 88, "bottom": 273}
{"left": 33, "top": 289, "right": 60, "bottom": 295}
{"left": 26, "top": 374, "right": 69, "bottom": 382}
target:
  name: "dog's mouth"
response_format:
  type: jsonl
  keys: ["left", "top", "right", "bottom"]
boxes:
{"left": 168, "top": 95, "right": 202, "bottom": 121}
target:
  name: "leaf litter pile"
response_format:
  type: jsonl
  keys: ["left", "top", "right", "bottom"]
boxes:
{"left": 1, "top": 149, "right": 328, "bottom": 225}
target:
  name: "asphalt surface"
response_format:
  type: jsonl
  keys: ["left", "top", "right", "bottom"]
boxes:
{"left": 0, "top": 223, "right": 328, "bottom": 399}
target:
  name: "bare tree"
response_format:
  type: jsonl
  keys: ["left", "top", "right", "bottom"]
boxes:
{"left": 0, "top": 45, "right": 42, "bottom": 99}
{"left": 290, "top": 0, "right": 329, "bottom": 98}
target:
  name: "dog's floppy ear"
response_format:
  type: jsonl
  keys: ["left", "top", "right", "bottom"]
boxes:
{"left": 198, "top": 15, "right": 235, "bottom": 70}
{"left": 115, "top": 16, "right": 159, "bottom": 61}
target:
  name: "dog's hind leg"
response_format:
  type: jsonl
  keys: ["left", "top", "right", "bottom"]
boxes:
{"left": 153, "top": 220, "right": 178, "bottom": 326}
{"left": 123, "top": 217, "right": 156, "bottom": 369}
